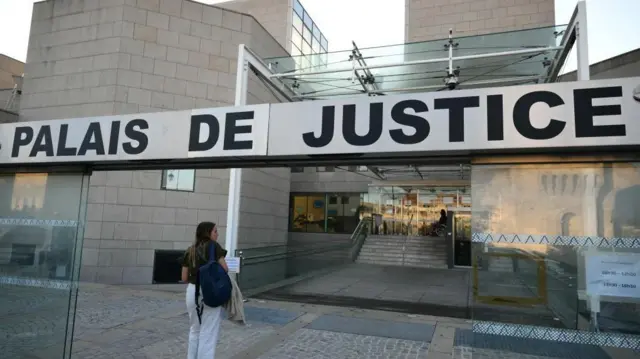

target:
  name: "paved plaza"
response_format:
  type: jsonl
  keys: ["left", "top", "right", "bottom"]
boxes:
{"left": 0, "top": 282, "right": 633, "bottom": 359}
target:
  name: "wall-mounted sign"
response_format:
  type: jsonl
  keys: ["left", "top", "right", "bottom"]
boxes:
{"left": 0, "top": 105, "right": 270, "bottom": 164}
{"left": 1, "top": 78, "right": 640, "bottom": 166}
{"left": 268, "top": 77, "right": 640, "bottom": 156}
{"left": 586, "top": 254, "right": 640, "bottom": 298}
{"left": 313, "top": 200, "right": 324, "bottom": 208}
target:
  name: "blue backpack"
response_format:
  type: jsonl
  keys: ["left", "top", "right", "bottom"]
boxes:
{"left": 195, "top": 242, "right": 232, "bottom": 323}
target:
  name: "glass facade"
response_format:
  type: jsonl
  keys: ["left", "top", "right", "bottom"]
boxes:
{"left": 289, "top": 193, "right": 362, "bottom": 234}
{"left": 470, "top": 162, "right": 640, "bottom": 355}
{"left": 291, "top": 0, "right": 328, "bottom": 71}
{"left": 363, "top": 185, "right": 470, "bottom": 236}
{"left": 0, "top": 172, "right": 89, "bottom": 359}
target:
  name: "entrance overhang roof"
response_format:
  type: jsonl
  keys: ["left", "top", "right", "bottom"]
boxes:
{"left": 264, "top": 24, "right": 573, "bottom": 100}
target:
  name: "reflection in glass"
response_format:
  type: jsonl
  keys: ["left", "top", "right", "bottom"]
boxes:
{"left": 291, "top": 28, "right": 303, "bottom": 50}
{"left": 302, "top": 26, "right": 312, "bottom": 45}
{"left": 293, "top": 0, "right": 303, "bottom": 16}
{"left": 471, "top": 163, "right": 640, "bottom": 353}
{"left": 0, "top": 173, "right": 88, "bottom": 358}
{"left": 292, "top": 13, "right": 303, "bottom": 33}
{"left": 366, "top": 185, "right": 470, "bottom": 236}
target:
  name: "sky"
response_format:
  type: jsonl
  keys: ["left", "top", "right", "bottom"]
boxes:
{"left": 0, "top": 0, "right": 638, "bottom": 73}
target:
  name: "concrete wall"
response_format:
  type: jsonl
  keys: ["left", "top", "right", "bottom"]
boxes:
{"left": 21, "top": 0, "right": 290, "bottom": 285}
{"left": 559, "top": 48, "right": 640, "bottom": 82}
{"left": 405, "top": 0, "right": 555, "bottom": 42}
{"left": 217, "top": 0, "right": 291, "bottom": 52}
{"left": 0, "top": 55, "right": 23, "bottom": 89}
{"left": 290, "top": 168, "right": 372, "bottom": 193}
{"left": 0, "top": 108, "right": 18, "bottom": 123}
{"left": 0, "top": 89, "right": 20, "bottom": 113}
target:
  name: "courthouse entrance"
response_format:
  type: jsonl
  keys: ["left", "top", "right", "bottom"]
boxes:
{"left": 3, "top": 2, "right": 640, "bottom": 357}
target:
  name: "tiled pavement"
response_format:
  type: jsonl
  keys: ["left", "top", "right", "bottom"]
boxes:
{"left": 1, "top": 283, "right": 637, "bottom": 359}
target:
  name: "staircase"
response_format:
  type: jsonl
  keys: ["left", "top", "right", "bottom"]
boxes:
{"left": 356, "top": 235, "right": 448, "bottom": 268}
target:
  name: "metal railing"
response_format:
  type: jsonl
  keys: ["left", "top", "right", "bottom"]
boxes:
{"left": 233, "top": 217, "right": 372, "bottom": 292}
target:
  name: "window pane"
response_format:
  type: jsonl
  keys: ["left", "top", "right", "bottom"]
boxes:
{"left": 291, "top": 43, "right": 301, "bottom": 57}
{"left": 291, "top": 167, "right": 304, "bottom": 173}
{"left": 302, "top": 40, "right": 311, "bottom": 55}
{"left": 292, "top": 13, "right": 303, "bottom": 33}
{"left": 306, "top": 195, "right": 325, "bottom": 232}
{"left": 290, "top": 195, "right": 308, "bottom": 231}
{"left": 303, "top": 10, "right": 313, "bottom": 29}
{"left": 312, "top": 24, "right": 321, "bottom": 41}
{"left": 327, "top": 193, "right": 361, "bottom": 233}
{"left": 302, "top": 25, "right": 312, "bottom": 44}
{"left": 291, "top": 28, "right": 302, "bottom": 49}
{"left": 316, "top": 166, "right": 335, "bottom": 172}
{"left": 162, "top": 169, "right": 195, "bottom": 191}
{"left": 293, "top": 0, "right": 303, "bottom": 16}
{"left": 312, "top": 38, "right": 320, "bottom": 53}
{"left": 321, "top": 35, "right": 328, "bottom": 51}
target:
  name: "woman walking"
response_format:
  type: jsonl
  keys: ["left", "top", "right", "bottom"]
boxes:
{"left": 181, "top": 221, "right": 229, "bottom": 359}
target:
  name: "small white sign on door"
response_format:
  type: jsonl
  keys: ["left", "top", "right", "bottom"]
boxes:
{"left": 586, "top": 254, "right": 640, "bottom": 298}
{"left": 226, "top": 257, "right": 241, "bottom": 273}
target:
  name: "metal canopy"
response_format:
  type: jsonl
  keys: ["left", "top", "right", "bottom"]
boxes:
{"left": 265, "top": 25, "right": 571, "bottom": 100}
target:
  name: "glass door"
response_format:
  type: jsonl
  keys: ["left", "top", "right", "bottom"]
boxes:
{"left": 453, "top": 211, "right": 472, "bottom": 266}
{"left": 0, "top": 171, "right": 89, "bottom": 358}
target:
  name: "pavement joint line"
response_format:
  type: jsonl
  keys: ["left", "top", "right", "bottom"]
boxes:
{"left": 228, "top": 312, "right": 320, "bottom": 359}
{"left": 429, "top": 324, "right": 456, "bottom": 354}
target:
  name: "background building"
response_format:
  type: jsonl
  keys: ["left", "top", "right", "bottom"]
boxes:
{"left": 0, "top": 54, "right": 23, "bottom": 120}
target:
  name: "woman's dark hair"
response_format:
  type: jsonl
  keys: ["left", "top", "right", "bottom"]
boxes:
{"left": 440, "top": 209, "right": 446, "bottom": 216}
{"left": 189, "top": 221, "right": 216, "bottom": 267}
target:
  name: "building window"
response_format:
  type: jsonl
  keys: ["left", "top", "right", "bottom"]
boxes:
{"left": 302, "top": 26, "right": 312, "bottom": 45}
{"left": 290, "top": 194, "right": 326, "bottom": 232}
{"left": 316, "top": 166, "right": 335, "bottom": 172}
{"left": 302, "top": 10, "right": 313, "bottom": 29}
{"left": 291, "top": 167, "right": 304, "bottom": 173}
{"left": 293, "top": 13, "right": 303, "bottom": 33}
{"left": 290, "top": 193, "right": 363, "bottom": 234}
{"left": 312, "top": 24, "right": 321, "bottom": 42}
{"left": 161, "top": 170, "right": 195, "bottom": 191}
{"left": 321, "top": 35, "right": 328, "bottom": 51}
{"left": 292, "top": 28, "right": 303, "bottom": 50}
{"left": 293, "top": 0, "right": 303, "bottom": 17}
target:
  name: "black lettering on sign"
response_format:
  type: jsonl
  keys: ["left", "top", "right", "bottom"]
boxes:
{"left": 29, "top": 125, "right": 54, "bottom": 157}
{"left": 513, "top": 91, "right": 566, "bottom": 140}
{"left": 487, "top": 95, "right": 504, "bottom": 141}
{"left": 11, "top": 127, "right": 33, "bottom": 157}
{"left": 343, "top": 103, "right": 383, "bottom": 146}
{"left": 123, "top": 119, "right": 148, "bottom": 155}
{"left": 56, "top": 124, "right": 77, "bottom": 156}
{"left": 574, "top": 86, "right": 625, "bottom": 138}
{"left": 77, "top": 122, "right": 105, "bottom": 156}
{"left": 303, "top": 106, "right": 335, "bottom": 148}
{"left": 108, "top": 121, "right": 120, "bottom": 155}
{"left": 188, "top": 114, "right": 220, "bottom": 152}
{"left": 434, "top": 96, "right": 480, "bottom": 142}
{"left": 224, "top": 111, "right": 254, "bottom": 150}
{"left": 389, "top": 100, "right": 429, "bottom": 144}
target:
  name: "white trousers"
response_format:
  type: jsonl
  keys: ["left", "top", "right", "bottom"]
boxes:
{"left": 186, "top": 283, "right": 222, "bottom": 359}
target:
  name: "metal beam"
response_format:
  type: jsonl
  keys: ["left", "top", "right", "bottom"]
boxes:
{"left": 271, "top": 46, "right": 563, "bottom": 79}
{"left": 292, "top": 75, "right": 543, "bottom": 99}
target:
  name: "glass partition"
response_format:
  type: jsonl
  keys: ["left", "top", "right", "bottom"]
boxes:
{"left": 367, "top": 185, "right": 470, "bottom": 237}
{"left": 470, "top": 163, "right": 640, "bottom": 357}
{"left": 0, "top": 172, "right": 89, "bottom": 359}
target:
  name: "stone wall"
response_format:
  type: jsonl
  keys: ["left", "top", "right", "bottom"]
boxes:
{"left": 21, "top": 0, "right": 290, "bottom": 284}
{"left": 405, "top": 0, "right": 555, "bottom": 42}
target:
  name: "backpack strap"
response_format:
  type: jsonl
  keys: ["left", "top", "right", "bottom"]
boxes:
{"left": 195, "top": 242, "right": 216, "bottom": 324}
{"left": 208, "top": 241, "right": 216, "bottom": 263}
